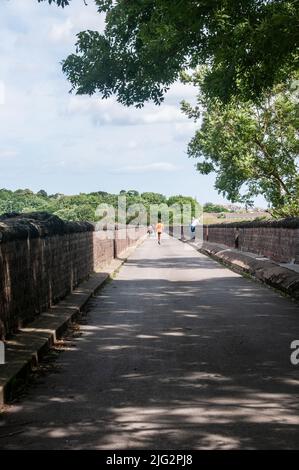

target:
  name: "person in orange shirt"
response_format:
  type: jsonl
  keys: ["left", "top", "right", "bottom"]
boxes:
{"left": 156, "top": 221, "right": 164, "bottom": 245}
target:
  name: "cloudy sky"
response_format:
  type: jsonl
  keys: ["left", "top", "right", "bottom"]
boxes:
{"left": 0, "top": 0, "right": 265, "bottom": 205}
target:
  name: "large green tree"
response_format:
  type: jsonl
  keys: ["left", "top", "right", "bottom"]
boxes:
{"left": 182, "top": 75, "right": 299, "bottom": 216}
{"left": 58, "top": 0, "right": 299, "bottom": 107}
{"left": 34, "top": 0, "right": 299, "bottom": 218}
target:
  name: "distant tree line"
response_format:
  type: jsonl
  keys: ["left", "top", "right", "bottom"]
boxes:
{"left": 0, "top": 188, "right": 203, "bottom": 223}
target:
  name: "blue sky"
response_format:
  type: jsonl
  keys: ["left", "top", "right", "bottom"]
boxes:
{"left": 0, "top": 0, "right": 265, "bottom": 206}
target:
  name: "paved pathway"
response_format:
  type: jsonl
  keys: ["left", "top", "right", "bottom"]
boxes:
{"left": 0, "top": 236, "right": 299, "bottom": 449}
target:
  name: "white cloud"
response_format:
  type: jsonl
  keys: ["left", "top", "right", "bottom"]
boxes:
{"left": 113, "top": 162, "right": 181, "bottom": 174}
{"left": 66, "top": 95, "right": 186, "bottom": 126}
{"left": 0, "top": 149, "right": 18, "bottom": 159}
{"left": 165, "top": 81, "right": 198, "bottom": 106}
{"left": 0, "top": 81, "right": 5, "bottom": 105}
{"left": 69, "top": 6, "right": 105, "bottom": 33}
{"left": 128, "top": 140, "right": 138, "bottom": 149}
{"left": 172, "top": 122, "right": 199, "bottom": 142}
{"left": 49, "top": 18, "right": 74, "bottom": 42}
{"left": 0, "top": 0, "right": 235, "bottom": 203}
{"left": 141, "top": 106, "right": 184, "bottom": 124}
{"left": 48, "top": 8, "right": 105, "bottom": 44}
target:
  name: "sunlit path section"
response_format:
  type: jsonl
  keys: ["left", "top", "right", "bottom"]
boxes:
{"left": 1, "top": 236, "right": 299, "bottom": 449}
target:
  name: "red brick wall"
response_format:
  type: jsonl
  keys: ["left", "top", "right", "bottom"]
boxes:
{"left": 92, "top": 231, "right": 114, "bottom": 269}
{"left": 204, "top": 223, "right": 299, "bottom": 264}
{"left": 0, "top": 232, "right": 94, "bottom": 338}
{"left": 239, "top": 227, "right": 299, "bottom": 263}
{"left": 168, "top": 222, "right": 298, "bottom": 264}
{"left": 0, "top": 216, "right": 146, "bottom": 339}
{"left": 114, "top": 226, "right": 146, "bottom": 258}
{"left": 206, "top": 226, "right": 236, "bottom": 247}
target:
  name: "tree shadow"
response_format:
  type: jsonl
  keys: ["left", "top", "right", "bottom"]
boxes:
{"left": 1, "top": 255, "right": 299, "bottom": 449}
{"left": 125, "top": 257, "right": 222, "bottom": 270}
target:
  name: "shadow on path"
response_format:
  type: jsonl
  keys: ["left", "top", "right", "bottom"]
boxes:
{"left": 0, "top": 238, "right": 299, "bottom": 449}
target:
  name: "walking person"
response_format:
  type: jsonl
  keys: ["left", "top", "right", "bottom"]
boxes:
{"left": 156, "top": 221, "right": 164, "bottom": 245}
{"left": 190, "top": 216, "right": 200, "bottom": 240}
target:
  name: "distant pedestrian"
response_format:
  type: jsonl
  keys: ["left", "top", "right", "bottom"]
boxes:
{"left": 190, "top": 216, "right": 200, "bottom": 239}
{"left": 147, "top": 224, "right": 154, "bottom": 237}
{"left": 156, "top": 221, "right": 164, "bottom": 245}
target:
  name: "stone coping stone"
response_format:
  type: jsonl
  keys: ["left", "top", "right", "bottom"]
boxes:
{"left": 0, "top": 211, "right": 146, "bottom": 242}
{"left": 204, "top": 217, "right": 299, "bottom": 229}
{"left": 191, "top": 241, "right": 299, "bottom": 301}
{"left": 0, "top": 212, "right": 94, "bottom": 242}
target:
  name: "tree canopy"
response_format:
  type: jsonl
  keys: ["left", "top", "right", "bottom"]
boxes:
{"left": 37, "top": 0, "right": 71, "bottom": 6}
{"left": 57, "top": 0, "right": 299, "bottom": 107}
{"left": 183, "top": 74, "right": 299, "bottom": 216}
{"left": 34, "top": 1, "right": 299, "bottom": 217}
{"left": 203, "top": 203, "right": 229, "bottom": 213}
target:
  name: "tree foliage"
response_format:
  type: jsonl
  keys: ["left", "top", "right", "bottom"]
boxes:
{"left": 183, "top": 75, "right": 299, "bottom": 216}
{"left": 0, "top": 188, "right": 199, "bottom": 222}
{"left": 37, "top": 0, "right": 71, "bottom": 7}
{"left": 33, "top": 0, "right": 299, "bottom": 217}
{"left": 203, "top": 203, "right": 229, "bottom": 213}
{"left": 59, "top": 0, "right": 299, "bottom": 107}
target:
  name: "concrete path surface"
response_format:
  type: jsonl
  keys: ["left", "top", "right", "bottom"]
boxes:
{"left": 0, "top": 235, "right": 299, "bottom": 449}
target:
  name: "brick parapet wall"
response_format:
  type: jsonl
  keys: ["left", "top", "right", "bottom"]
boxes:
{"left": 0, "top": 213, "right": 146, "bottom": 339}
{"left": 203, "top": 218, "right": 299, "bottom": 264}
{"left": 238, "top": 227, "right": 299, "bottom": 263}
{"left": 206, "top": 226, "right": 236, "bottom": 247}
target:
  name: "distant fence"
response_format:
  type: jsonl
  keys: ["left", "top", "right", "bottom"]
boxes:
{"left": 0, "top": 212, "right": 146, "bottom": 339}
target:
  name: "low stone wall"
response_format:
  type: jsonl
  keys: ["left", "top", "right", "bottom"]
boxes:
{"left": 0, "top": 213, "right": 146, "bottom": 339}
{"left": 204, "top": 218, "right": 299, "bottom": 264}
